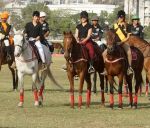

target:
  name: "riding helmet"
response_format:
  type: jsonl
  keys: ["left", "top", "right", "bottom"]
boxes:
{"left": 32, "top": 11, "right": 40, "bottom": 17}
{"left": 117, "top": 10, "right": 126, "bottom": 18}
{"left": 91, "top": 16, "right": 99, "bottom": 21}
{"left": 80, "top": 11, "right": 88, "bottom": 19}
{"left": 132, "top": 15, "right": 140, "bottom": 20}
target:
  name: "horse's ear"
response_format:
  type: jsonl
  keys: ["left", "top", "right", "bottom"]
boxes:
{"left": 63, "top": 31, "right": 66, "bottom": 35}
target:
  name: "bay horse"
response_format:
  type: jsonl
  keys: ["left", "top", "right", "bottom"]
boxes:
{"left": 0, "top": 39, "right": 18, "bottom": 90}
{"left": 105, "top": 29, "right": 144, "bottom": 109}
{"left": 63, "top": 31, "right": 105, "bottom": 108}
{"left": 13, "top": 30, "right": 63, "bottom": 107}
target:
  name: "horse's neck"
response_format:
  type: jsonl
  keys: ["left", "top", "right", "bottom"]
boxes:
{"left": 71, "top": 43, "right": 82, "bottom": 59}
{"left": 20, "top": 43, "right": 34, "bottom": 59}
{"left": 128, "top": 36, "right": 150, "bottom": 56}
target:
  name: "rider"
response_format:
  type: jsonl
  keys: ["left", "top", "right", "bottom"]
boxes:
{"left": 24, "top": 11, "right": 46, "bottom": 70}
{"left": 39, "top": 11, "right": 54, "bottom": 53}
{"left": 75, "top": 11, "right": 95, "bottom": 73}
{"left": 101, "top": 10, "right": 134, "bottom": 75}
{"left": 128, "top": 15, "right": 144, "bottom": 39}
{"left": 91, "top": 15, "right": 103, "bottom": 46}
{"left": 0, "top": 11, "right": 13, "bottom": 61}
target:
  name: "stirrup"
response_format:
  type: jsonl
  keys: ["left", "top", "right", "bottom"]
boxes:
{"left": 100, "top": 70, "right": 107, "bottom": 75}
{"left": 127, "top": 67, "right": 133, "bottom": 75}
{"left": 10, "top": 62, "right": 16, "bottom": 69}
{"left": 88, "top": 66, "right": 95, "bottom": 74}
{"left": 41, "top": 63, "right": 47, "bottom": 71}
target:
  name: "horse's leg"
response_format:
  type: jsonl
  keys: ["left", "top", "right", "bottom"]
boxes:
{"left": 85, "top": 73, "right": 91, "bottom": 108}
{"left": 105, "top": 76, "right": 108, "bottom": 93}
{"left": 38, "top": 70, "right": 47, "bottom": 105}
{"left": 99, "top": 74, "right": 105, "bottom": 106}
{"left": 67, "top": 71, "right": 74, "bottom": 108}
{"left": 32, "top": 73, "right": 39, "bottom": 107}
{"left": 126, "top": 74, "right": 133, "bottom": 107}
{"left": 8, "top": 65, "right": 17, "bottom": 90}
{"left": 145, "top": 75, "right": 149, "bottom": 96}
{"left": 78, "top": 71, "right": 86, "bottom": 108}
{"left": 123, "top": 77, "right": 128, "bottom": 96}
{"left": 133, "top": 73, "right": 142, "bottom": 109}
{"left": 92, "top": 72, "right": 97, "bottom": 93}
{"left": 18, "top": 71, "right": 24, "bottom": 107}
{"left": 118, "top": 73, "right": 123, "bottom": 109}
{"left": 108, "top": 75, "right": 114, "bottom": 109}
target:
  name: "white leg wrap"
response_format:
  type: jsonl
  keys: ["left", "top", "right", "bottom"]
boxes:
{"left": 4, "top": 39, "right": 10, "bottom": 46}
{"left": 35, "top": 41, "right": 45, "bottom": 63}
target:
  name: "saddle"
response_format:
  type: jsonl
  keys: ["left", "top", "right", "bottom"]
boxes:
{"left": 28, "top": 41, "right": 41, "bottom": 62}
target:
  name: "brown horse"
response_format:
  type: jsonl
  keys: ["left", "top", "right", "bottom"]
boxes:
{"left": 52, "top": 42, "right": 64, "bottom": 54}
{"left": 0, "top": 40, "right": 18, "bottom": 90}
{"left": 63, "top": 31, "right": 105, "bottom": 108}
{"left": 105, "top": 30, "right": 144, "bottom": 109}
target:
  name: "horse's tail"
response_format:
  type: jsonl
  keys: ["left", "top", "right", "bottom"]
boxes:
{"left": 47, "top": 68, "right": 64, "bottom": 90}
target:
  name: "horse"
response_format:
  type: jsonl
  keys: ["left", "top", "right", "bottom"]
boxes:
{"left": 52, "top": 42, "right": 64, "bottom": 54}
{"left": 63, "top": 31, "right": 105, "bottom": 108}
{"left": 0, "top": 39, "right": 18, "bottom": 90}
{"left": 105, "top": 29, "right": 144, "bottom": 109}
{"left": 13, "top": 30, "right": 63, "bottom": 107}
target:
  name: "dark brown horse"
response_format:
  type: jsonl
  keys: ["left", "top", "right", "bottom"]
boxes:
{"left": 0, "top": 40, "right": 18, "bottom": 90}
{"left": 52, "top": 42, "right": 64, "bottom": 54}
{"left": 105, "top": 30, "right": 144, "bottom": 108}
{"left": 63, "top": 31, "right": 105, "bottom": 108}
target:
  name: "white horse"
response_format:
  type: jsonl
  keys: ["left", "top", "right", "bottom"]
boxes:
{"left": 13, "top": 30, "right": 63, "bottom": 107}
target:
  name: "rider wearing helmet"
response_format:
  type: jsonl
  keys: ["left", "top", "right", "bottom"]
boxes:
{"left": 101, "top": 10, "right": 133, "bottom": 75}
{"left": 75, "top": 11, "right": 95, "bottom": 73}
{"left": 39, "top": 11, "right": 54, "bottom": 53}
{"left": 128, "top": 15, "right": 144, "bottom": 39}
{"left": 24, "top": 11, "right": 46, "bottom": 70}
{"left": 0, "top": 11, "right": 13, "bottom": 61}
{"left": 91, "top": 15, "right": 103, "bottom": 46}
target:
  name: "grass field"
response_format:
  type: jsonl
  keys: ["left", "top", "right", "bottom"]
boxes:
{"left": 0, "top": 56, "right": 150, "bottom": 128}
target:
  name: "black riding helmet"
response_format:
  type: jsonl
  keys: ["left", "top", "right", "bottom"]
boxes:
{"left": 117, "top": 10, "right": 126, "bottom": 18}
{"left": 32, "top": 11, "right": 40, "bottom": 17}
{"left": 80, "top": 11, "right": 88, "bottom": 19}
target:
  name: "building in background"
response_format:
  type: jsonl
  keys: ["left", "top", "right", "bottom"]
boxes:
{"left": 124, "top": 0, "right": 150, "bottom": 26}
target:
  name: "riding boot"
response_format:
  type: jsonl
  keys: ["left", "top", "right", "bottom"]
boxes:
{"left": 6, "top": 46, "right": 12, "bottom": 61}
{"left": 88, "top": 60, "right": 95, "bottom": 74}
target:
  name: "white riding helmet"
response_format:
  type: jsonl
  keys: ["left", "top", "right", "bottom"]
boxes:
{"left": 40, "top": 11, "right": 46, "bottom": 17}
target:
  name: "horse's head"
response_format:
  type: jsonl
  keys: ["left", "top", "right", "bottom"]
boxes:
{"left": 105, "top": 29, "right": 116, "bottom": 55}
{"left": 13, "top": 30, "right": 26, "bottom": 57}
{"left": 63, "top": 31, "right": 76, "bottom": 61}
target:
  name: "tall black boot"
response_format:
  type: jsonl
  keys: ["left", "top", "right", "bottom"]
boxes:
{"left": 88, "top": 60, "right": 95, "bottom": 74}
{"left": 6, "top": 46, "right": 12, "bottom": 61}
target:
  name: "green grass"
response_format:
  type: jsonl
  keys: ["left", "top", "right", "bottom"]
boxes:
{"left": 0, "top": 56, "right": 150, "bottom": 128}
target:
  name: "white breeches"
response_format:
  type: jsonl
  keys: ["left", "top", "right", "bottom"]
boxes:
{"left": 4, "top": 39, "right": 10, "bottom": 46}
{"left": 35, "top": 40, "right": 45, "bottom": 63}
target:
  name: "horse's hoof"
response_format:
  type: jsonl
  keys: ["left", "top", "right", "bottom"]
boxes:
{"left": 110, "top": 104, "right": 114, "bottom": 109}
{"left": 132, "top": 105, "right": 137, "bottom": 109}
{"left": 34, "top": 101, "right": 39, "bottom": 107}
{"left": 118, "top": 105, "right": 123, "bottom": 109}
{"left": 18, "top": 102, "right": 23, "bottom": 107}
{"left": 100, "top": 103, "right": 105, "bottom": 108}
{"left": 39, "top": 101, "right": 43, "bottom": 106}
